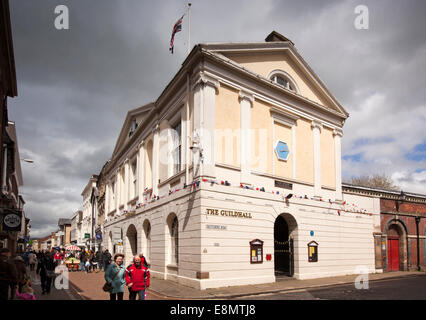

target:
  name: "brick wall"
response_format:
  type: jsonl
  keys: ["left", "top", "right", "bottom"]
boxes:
{"left": 380, "top": 198, "right": 426, "bottom": 271}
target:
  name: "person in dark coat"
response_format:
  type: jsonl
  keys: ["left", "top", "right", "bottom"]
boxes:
{"left": 0, "top": 248, "right": 18, "bottom": 300}
{"left": 80, "top": 250, "right": 87, "bottom": 272}
{"left": 36, "top": 251, "right": 55, "bottom": 295}
{"left": 13, "top": 256, "right": 27, "bottom": 294}
{"left": 103, "top": 250, "right": 112, "bottom": 271}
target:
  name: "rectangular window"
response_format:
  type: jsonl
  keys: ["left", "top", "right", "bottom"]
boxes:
{"left": 131, "top": 159, "right": 137, "bottom": 199}
{"left": 172, "top": 122, "right": 182, "bottom": 176}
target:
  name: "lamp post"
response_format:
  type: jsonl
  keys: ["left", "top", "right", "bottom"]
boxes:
{"left": 415, "top": 216, "right": 421, "bottom": 271}
{"left": 21, "top": 158, "right": 34, "bottom": 163}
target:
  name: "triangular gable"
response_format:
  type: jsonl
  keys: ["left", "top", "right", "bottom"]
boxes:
{"left": 202, "top": 41, "right": 348, "bottom": 118}
{"left": 111, "top": 102, "right": 155, "bottom": 158}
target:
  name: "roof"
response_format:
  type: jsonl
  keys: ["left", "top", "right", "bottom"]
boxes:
{"left": 58, "top": 218, "right": 72, "bottom": 226}
{"left": 343, "top": 183, "right": 426, "bottom": 202}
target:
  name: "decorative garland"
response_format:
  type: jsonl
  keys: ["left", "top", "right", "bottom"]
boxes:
{"left": 121, "top": 178, "right": 374, "bottom": 217}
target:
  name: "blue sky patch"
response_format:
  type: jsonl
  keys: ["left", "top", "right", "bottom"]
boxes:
{"left": 405, "top": 141, "right": 426, "bottom": 162}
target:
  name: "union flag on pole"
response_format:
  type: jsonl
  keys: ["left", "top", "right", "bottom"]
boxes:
{"left": 169, "top": 15, "right": 184, "bottom": 54}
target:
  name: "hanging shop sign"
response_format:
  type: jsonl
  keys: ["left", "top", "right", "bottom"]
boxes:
{"left": 250, "top": 239, "right": 264, "bottom": 264}
{"left": 206, "top": 208, "right": 252, "bottom": 219}
{"left": 84, "top": 233, "right": 90, "bottom": 239}
{"left": 308, "top": 241, "right": 318, "bottom": 262}
{"left": 2, "top": 210, "right": 22, "bottom": 231}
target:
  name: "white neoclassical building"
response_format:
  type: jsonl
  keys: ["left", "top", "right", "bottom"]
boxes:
{"left": 101, "top": 31, "right": 381, "bottom": 290}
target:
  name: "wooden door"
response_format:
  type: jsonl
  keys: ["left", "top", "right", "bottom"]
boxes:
{"left": 387, "top": 239, "right": 399, "bottom": 271}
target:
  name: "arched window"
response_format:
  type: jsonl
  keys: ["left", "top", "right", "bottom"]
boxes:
{"left": 171, "top": 217, "right": 178, "bottom": 264}
{"left": 269, "top": 71, "right": 297, "bottom": 93}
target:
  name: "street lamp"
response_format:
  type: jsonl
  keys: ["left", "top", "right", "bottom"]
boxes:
{"left": 21, "top": 158, "right": 34, "bottom": 163}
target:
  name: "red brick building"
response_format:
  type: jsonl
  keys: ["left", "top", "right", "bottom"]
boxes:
{"left": 343, "top": 184, "right": 425, "bottom": 272}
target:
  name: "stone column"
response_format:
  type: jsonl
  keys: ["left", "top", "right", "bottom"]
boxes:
{"left": 239, "top": 90, "right": 254, "bottom": 184}
{"left": 311, "top": 120, "right": 323, "bottom": 197}
{"left": 152, "top": 124, "right": 160, "bottom": 197}
{"left": 116, "top": 170, "right": 121, "bottom": 213}
{"left": 333, "top": 128, "right": 343, "bottom": 201}
{"left": 124, "top": 159, "right": 129, "bottom": 210}
{"left": 138, "top": 141, "right": 145, "bottom": 203}
{"left": 192, "top": 73, "right": 219, "bottom": 180}
{"left": 105, "top": 183, "right": 110, "bottom": 217}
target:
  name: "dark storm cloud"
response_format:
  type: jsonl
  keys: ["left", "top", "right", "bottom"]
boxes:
{"left": 7, "top": 0, "right": 426, "bottom": 238}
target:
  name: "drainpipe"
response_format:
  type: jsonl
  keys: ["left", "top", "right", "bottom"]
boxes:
{"left": 415, "top": 216, "right": 420, "bottom": 271}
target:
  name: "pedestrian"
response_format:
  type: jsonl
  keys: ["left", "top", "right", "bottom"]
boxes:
{"left": 125, "top": 256, "right": 150, "bottom": 300}
{"left": 103, "top": 249, "right": 112, "bottom": 271}
{"left": 13, "top": 256, "right": 27, "bottom": 294}
{"left": 104, "top": 253, "right": 126, "bottom": 300}
{"left": 91, "top": 253, "right": 98, "bottom": 272}
{"left": 36, "top": 251, "right": 56, "bottom": 295}
{"left": 80, "top": 250, "right": 87, "bottom": 272}
{"left": 138, "top": 253, "right": 149, "bottom": 268}
{"left": 0, "top": 248, "right": 18, "bottom": 300}
{"left": 28, "top": 251, "right": 37, "bottom": 271}
{"left": 96, "top": 250, "right": 103, "bottom": 271}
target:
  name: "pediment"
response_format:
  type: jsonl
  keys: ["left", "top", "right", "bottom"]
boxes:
{"left": 202, "top": 42, "right": 348, "bottom": 118}
{"left": 111, "top": 102, "right": 155, "bottom": 158}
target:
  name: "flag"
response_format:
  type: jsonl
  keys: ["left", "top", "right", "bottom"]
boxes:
{"left": 170, "top": 15, "right": 184, "bottom": 54}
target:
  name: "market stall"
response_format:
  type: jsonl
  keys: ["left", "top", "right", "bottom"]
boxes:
{"left": 64, "top": 245, "right": 80, "bottom": 271}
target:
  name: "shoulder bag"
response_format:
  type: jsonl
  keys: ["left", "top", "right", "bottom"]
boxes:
{"left": 102, "top": 266, "right": 121, "bottom": 292}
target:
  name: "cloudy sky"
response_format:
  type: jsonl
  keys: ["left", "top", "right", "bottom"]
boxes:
{"left": 8, "top": 0, "right": 426, "bottom": 238}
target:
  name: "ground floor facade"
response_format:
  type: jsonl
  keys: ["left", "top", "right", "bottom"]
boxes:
{"left": 103, "top": 178, "right": 380, "bottom": 290}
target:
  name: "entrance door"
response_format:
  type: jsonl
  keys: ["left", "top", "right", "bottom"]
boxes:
{"left": 274, "top": 216, "right": 293, "bottom": 276}
{"left": 387, "top": 239, "right": 399, "bottom": 271}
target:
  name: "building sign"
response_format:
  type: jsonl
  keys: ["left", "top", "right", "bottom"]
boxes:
{"left": 308, "top": 241, "right": 318, "bottom": 262}
{"left": 2, "top": 210, "right": 22, "bottom": 231}
{"left": 206, "top": 208, "right": 252, "bottom": 219}
{"left": 96, "top": 232, "right": 102, "bottom": 240}
{"left": 274, "top": 180, "right": 293, "bottom": 190}
{"left": 250, "top": 239, "right": 264, "bottom": 264}
{"left": 206, "top": 225, "right": 227, "bottom": 230}
{"left": 84, "top": 233, "right": 90, "bottom": 239}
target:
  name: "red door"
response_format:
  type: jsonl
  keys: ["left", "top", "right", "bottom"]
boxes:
{"left": 387, "top": 239, "right": 399, "bottom": 271}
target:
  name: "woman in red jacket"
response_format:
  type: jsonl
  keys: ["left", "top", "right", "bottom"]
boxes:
{"left": 125, "top": 256, "right": 150, "bottom": 300}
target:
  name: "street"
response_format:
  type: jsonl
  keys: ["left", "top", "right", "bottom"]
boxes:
{"left": 27, "top": 267, "right": 169, "bottom": 300}
{"left": 234, "top": 274, "right": 426, "bottom": 300}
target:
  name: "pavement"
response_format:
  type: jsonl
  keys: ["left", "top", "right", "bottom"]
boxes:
{"left": 26, "top": 266, "right": 425, "bottom": 300}
{"left": 146, "top": 270, "right": 425, "bottom": 300}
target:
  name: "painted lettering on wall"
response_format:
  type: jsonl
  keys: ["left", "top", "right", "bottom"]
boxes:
{"left": 206, "top": 208, "right": 252, "bottom": 219}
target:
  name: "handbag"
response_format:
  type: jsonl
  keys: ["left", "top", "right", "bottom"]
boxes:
{"left": 46, "top": 270, "right": 56, "bottom": 278}
{"left": 102, "top": 266, "right": 121, "bottom": 292}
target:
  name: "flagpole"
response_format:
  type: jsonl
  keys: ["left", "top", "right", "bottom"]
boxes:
{"left": 187, "top": 3, "right": 191, "bottom": 55}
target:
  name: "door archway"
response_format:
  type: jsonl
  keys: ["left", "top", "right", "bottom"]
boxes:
{"left": 126, "top": 224, "right": 138, "bottom": 265}
{"left": 274, "top": 214, "right": 297, "bottom": 277}
{"left": 386, "top": 220, "right": 408, "bottom": 271}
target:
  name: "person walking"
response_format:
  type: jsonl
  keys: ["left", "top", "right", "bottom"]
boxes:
{"left": 28, "top": 251, "right": 37, "bottom": 272}
{"left": 96, "top": 250, "right": 103, "bottom": 271}
{"left": 36, "top": 251, "right": 55, "bottom": 295}
{"left": 103, "top": 250, "right": 112, "bottom": 271}
{"left": 125, "top": 255, "right": 150, "bottom": 300}
{"left": 104, "top": 253, "right": 126, "bottom": 300}
{"left": 80, "top": 250, "right": 87, "bottom": 272}
{"left": 13, "top": 256, "right": 27, "bottom": 294}
{"left": 0, "top": 248, "right": 18, "bottom": 300}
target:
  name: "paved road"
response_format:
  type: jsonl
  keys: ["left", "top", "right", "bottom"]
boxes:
{"left": 27, "top": 267, "right": 168, "bottom": 300}
{"left": 234, "top": 274, "right": 426, "bottom": 300}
